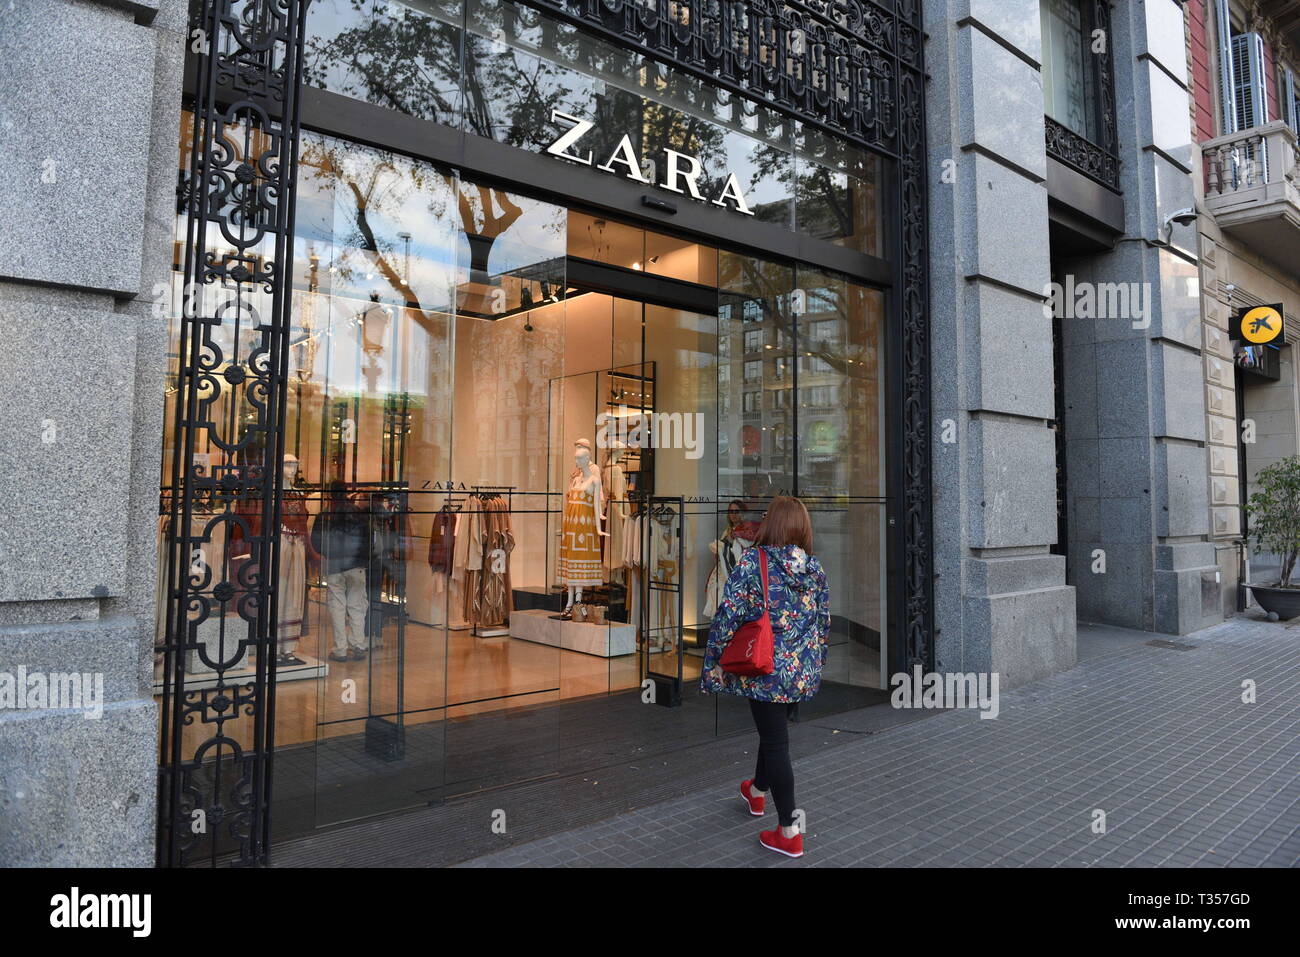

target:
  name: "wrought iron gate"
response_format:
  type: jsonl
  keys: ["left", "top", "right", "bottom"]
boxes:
{"left": 157, "top": 0, "right": 311, "bottom": 867}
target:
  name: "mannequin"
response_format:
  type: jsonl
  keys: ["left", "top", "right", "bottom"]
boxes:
{"left": 277, "top": 454, "right": 316, "bottom": 665}
{"left": 652, "top": 507, "right": 678, "bottom": 650}
{"left": 557, "top": 438, "right": 605, "bottom": 620}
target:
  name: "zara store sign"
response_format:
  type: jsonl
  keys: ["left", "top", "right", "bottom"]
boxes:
{"left": 544, "top": 110, "right": 755, "bottom": 217}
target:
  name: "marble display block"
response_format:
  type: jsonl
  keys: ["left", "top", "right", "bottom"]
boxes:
{"left": 509, "top": 608, "right": 636, "bottom": 657}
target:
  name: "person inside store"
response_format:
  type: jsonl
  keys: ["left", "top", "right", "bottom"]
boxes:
{"left": 701, "top": 495, "right": 830, "bottom": 859}
{"left": 310, "top": 480, "right": 372, "bottom": 663}
{"left": 703, "top": 498, "right": 761, "bottom": 619}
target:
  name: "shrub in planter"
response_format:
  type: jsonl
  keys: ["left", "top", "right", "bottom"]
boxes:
{"left": 1246, "top": 456, "right": 1300, "bottom": 585}
{"left": 1245, "top": 455, "right": 1300, "bottom": 618}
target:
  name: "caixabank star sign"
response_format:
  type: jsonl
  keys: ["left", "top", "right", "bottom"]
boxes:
{"left": 1230, "top": 304, "right": 1286, "bottom": 345}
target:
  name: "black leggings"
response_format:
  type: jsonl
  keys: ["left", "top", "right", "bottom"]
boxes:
{"left": 749, "top": 699, "right": 796, "bottom": 827}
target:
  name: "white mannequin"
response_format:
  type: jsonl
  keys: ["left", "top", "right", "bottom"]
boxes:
{"left": 277, "top": 454, "right": 309, "bottom": 664}
{"left": 560, "top": 439, "right": 605, "bottom": 618}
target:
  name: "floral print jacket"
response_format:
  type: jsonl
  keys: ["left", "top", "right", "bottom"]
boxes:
{"left": 700, "top": 545, "right": 830, "bottom": 703}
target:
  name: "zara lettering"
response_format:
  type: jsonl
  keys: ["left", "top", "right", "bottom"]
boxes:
{"left": 545, "top": 110, "right": 755, "bottom": 217}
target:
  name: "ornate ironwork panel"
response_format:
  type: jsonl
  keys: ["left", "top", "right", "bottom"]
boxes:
{"left": 894, "top": 0, "right": 930, "bottom": 672}
{"left": 158, "top": 0, "right": 310, "bottom": 867}
{"left": 1044, "top": 0, "right": 1120, "bottom": 190}
{"left": 518, "top": 0, "right": 910, "bottom": 157}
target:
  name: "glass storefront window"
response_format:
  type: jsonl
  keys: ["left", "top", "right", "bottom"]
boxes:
{"left": 302, "top": 0, "right": 884, "bottom": 255}
{"left": 162, "top": 73, "right": 891, "bottom": 841}
{"left": 304, "top": 0, "right": 464, "bottom": 128}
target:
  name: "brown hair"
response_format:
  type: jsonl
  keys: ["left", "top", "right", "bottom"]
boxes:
{"left": 754, "top": 496, "right": 814, "bottom": 554}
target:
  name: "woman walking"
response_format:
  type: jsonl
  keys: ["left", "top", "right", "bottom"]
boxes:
{"left": 701, "top": 496, "right": 830, "bottom": 858}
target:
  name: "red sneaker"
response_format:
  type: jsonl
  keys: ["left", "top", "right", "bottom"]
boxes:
{"left": 739, "top": 780, "right": 765, "bottom": 816}
{"left": 759, "top": 828, "right": 804, "bottom": 858}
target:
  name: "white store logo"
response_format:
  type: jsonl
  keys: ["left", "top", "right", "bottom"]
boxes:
{"left": 545, "top": 110, "right": 755, "bottom": 217}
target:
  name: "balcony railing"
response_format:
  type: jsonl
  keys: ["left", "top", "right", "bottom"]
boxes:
{"left": 1204, "top": 120, "right": 1300, "bottom": 200}
{"left": 1202, "top": 121, "right": 1300, "bottom": 268}
{"left": 1045, "top": 116, "right": 1121, "bottom": 191}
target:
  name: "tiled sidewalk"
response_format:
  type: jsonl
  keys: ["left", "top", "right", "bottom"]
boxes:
{"left": 459, "top": 618, "right": 1300, "bottom": 867}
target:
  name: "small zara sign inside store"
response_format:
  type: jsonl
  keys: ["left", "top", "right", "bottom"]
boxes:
{"left": 544, "top": 109, "right": 755, "bottom": 216}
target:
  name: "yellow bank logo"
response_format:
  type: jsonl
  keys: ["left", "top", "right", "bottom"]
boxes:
{"left": 1238, "top": 305, "right": 1284, "bottom": 344}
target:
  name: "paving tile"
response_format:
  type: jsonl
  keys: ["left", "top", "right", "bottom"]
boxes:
{"left": 434, "top": 618, "right": 1300, "bottom": 867}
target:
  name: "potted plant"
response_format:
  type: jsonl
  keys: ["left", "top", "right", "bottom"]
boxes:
{"left": 1245, "top": 455, "right": 1300, "bottom": 619}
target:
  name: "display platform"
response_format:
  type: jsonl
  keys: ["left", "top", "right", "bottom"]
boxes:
{"left": 509, "top": 608, "right": 636, "bottom": 658}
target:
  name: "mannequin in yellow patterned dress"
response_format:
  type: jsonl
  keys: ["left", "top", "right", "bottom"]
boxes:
{"left": 558, "top": 438, "right": 605, "bottom": 620}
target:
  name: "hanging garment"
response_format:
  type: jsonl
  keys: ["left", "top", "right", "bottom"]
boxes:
{"left": 432, "top": 509, "right": 467, "bottom": 628}
{"left": 451, "top": 500, "right": 474, "bottom": 583}
{"left": 427, "top": 505, "right": 457, "bottom": 575}
{"left": 475, "top": 496, "right": 515, "bottom": 627}
{"left": 651, "top": 513, "right": 679, "bottom": 634}
{"left": 622, "top": 513, "right": 644, "bottom": 569}
{"left": 279, "top": 535, "right": 307, "bottom": 643}
{"left": 228, "top": 491, "right": 316, "bottom": 646}
{"left": 559, "top": 480, "right": 603, "bottom": 588}
{"left": 277, "top": 492, "right": 317, "bottom": 642}
{"left": 602, "top": 461, "right": 628, "bottom": 574}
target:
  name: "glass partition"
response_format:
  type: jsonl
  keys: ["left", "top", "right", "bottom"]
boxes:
{"left": 794, "top": 268, "right": 889, "bottom": 713}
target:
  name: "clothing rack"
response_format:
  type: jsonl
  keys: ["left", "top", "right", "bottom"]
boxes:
{"left": 468, "top": 486, "right": 515, "bottom": 638}
{"left": 470, "top": 484, "right": 516, "bottom": 498}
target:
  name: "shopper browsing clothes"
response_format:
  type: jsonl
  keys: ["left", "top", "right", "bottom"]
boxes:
{"left": 701, "top": 496, "right": 830, "bottom": 859}
{"left": 311, "top": 481, "right": 371, "bottom": 663}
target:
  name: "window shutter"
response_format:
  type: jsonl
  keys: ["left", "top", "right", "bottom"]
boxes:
{"left": 1286, "top": 67, "right": 1299, "bottom": 134}
{"left": 1251, "top": 33, "right": 1269, "bottom": 125}
{"left": 1230, "top": 34, "right": 1267, "bottom": 130}
{"left": 1215, "top": 0, "right": 1237, "bottom": 132}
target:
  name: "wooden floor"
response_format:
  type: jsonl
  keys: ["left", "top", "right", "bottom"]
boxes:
{"left": 156, "top": 594, "right": 705, "bottom": 755}
{"left": 155, "top": 591, "right": 881, "bottom": 761}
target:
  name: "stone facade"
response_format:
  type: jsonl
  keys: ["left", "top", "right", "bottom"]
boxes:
{"left": 1187, "top": 0, "right": 1300, "bottom": 605}
{"left": 927, "top": 0, "right": 1078, "bottom": 688}
{"left": 1058, "top": 0, "right": 1221, "bottom": 636}
{"left": 0, "top": 0, "right": 185, "bottom": 866}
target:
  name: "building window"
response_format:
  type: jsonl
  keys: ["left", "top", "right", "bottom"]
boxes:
{"left": 1041, "top": 0, "right": 1096, "bottom": 141}
{"left": 1040, "top": 0, "right": 1118, "bottom": 190}
{"left": 1214, "top": 0, "right": 1271, "bottom": 134}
